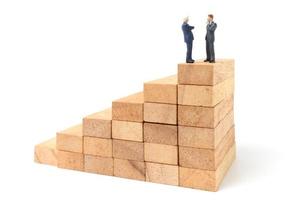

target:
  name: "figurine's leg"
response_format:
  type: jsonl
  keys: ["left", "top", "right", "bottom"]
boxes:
{"left": 186, "top": 42, "right": 192, "bottom": 62}
{"left": 211, "top": 42, "right": 215, "bottom": 61}
{"left": 206, "top": 40, "right": 210, "bottom": 60}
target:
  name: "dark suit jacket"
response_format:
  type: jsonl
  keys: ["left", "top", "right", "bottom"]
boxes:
{"left": 205, "top": 21, "right": 217, "bottom": 42}
{"left": 182, "top": 23, "right": 194, "bottom": 43}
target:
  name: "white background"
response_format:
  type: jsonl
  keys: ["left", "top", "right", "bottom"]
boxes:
{"left": 1, "top": 0, "right": 300, "bottom": 199}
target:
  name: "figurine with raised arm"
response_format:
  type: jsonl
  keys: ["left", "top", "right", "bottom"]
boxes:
{"left": 204, "top": 14, "right": 217, "bottom": 63}
{"left": 182, "top": 17, "right": 195, "bottom": 63}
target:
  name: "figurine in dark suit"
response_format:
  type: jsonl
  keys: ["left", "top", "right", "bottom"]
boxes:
{"left": 204, "top": 14, "right": 217, "bottom": 63}
{"left": 182, "top": 17, "right": 195, "bottom": 63}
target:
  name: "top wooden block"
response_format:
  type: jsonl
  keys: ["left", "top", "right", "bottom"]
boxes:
{"left": 83, "top": 108, "right": 112, "bottom": 138}
{"left": 56, "top": 124, "right": 83, "bottom": 153}
{"left": 144, "top": 75, "right": 178, "bottom": 104}
{"left": 112, "top": 92, "right": 144, "bottom": 122}
{"left": 178, "top": 59, "right": 234, "bottom": 86}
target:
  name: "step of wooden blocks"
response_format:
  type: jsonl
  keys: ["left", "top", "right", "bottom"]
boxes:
{"left": 178, "top": 78, "right": 234, "bottom": 107}
{"left": 178, "top": 110, "right": 234, "bottom": 149}
{"left": 179, "top": 126, "right": 235, "bottom": 170}
{"left": 56, "top": 124, "right": 83, "bottom": 153}
{"left": 144, "top": 143, "right": 178, "bottom": 165}
{"left": 57, "top": 150, "right": 84, "bottom": 171}
{"left": 34, "top": 138, "right": 57, "bottom": 166}
{"left": 144, "top": 123, "right": 178, "bottom": 146}
{"left": 144, "top": 75, "right": 177, "bottom": 104}
{"left": 114, "top": 158, "right": 145, "bottom": 181}
{"left": 144, "top": 103, "right": 177, "bottom": 125}
{"left": 83, "top": 108, "right": 112, "bottom": 138}
{"left": 85, "top": 155, "right": 113, "bottom": 176}
{"left": 179, "top": 143, "right": 236, "bottom": 191}
{"left": 113, "top": 139, "right": 144, "bottom": 161}
{"left": 112, "top": 92, "right": 144, "bottom": 122}
{"left": 146, "top": 162, "right": 179, "bottom": 186}
{"left": 178, "top": 96, "right": 233, "bottom": 128}
{"left": 178, "top": 59, "right": 234, "bottom": 86}
{"left": 84, "top": 137, "right": 112, "bottom": 157}
{"left": 112, "top": 120, "right": 143, "bottom": 142}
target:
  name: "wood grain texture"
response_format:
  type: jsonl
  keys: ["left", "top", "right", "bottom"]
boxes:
{"left": 146, "top": 162, "right": 179, "bottom": 186}
{"left": 56, "top": 124, "right": 83, "bottom": 153}
{"left": 144, "top": 103, "right": 177, "bottom": 125}
{"left": 179, "top": 143, "right": 236, "bottom": 192}
{"left": 113, "top": 139, "right": 144, "bottom": 161}
{"left": 179, "top": 126, "right": 235, "bottom": 170}
{"left": 114, "top": 158, "right": 145, "bottom": 181}
{"left": 178, "top": 78, "right": 234, "bottom": 107}
{"left": 57, "top": 150, "right": 84, "bottom": 171}
{"left": 34, "top": 138, "right": 57, "bottom": 166}
{"left": 83, "top": 137, "right": 112, "bottom": 157}
{"left": 178, "top": 59, "right": 234, "bottom": 86}
{"left": 178, "top": 96, "right": 233, "bottom": 128}
{"left": 144, "top": 75, "right": 177, "bottom": 104}
{"left": 83, "top": 108, "right": 112, "bottom": 138}
{"left": 144, "top": 143, "right": 178, "bottom": 165}
{"left": 112, "top": 92, "right": 144, "bottom": 122}
{"left": 112, "top": 120, "right": 143, "bottom": 142}
{"left": 178, "top": 110, "right": 234, "bottom": 149}
{"left": 84, "top": 155, "right": 113, "bottom": 175}
{"left": 144, "top": 123, "right": 177, "bottom": 145}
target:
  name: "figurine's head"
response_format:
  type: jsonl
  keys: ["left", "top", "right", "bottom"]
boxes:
{"left": 183, "top": 16, "right": 189, "bottom": 23}
{"left": 207, "top": 14, "right": 214, "bottom": 22}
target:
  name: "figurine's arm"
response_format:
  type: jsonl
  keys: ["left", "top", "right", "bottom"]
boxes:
{"left": 207, "top": 23, "right": 217, "bottom": 32}
{"left": 188, "top": 25, "right": 195, "bottom": 30}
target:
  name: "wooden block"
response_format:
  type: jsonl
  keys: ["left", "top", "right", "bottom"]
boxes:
{"left": 84, "top": 137, "right": 112, "bottom": 157}
{"left": 144, "top": 103, "right": 177, "bottom": 125}
{"left": 112, "top": 120, "right": 143, "bottom": 142}
{"left": 178, "top": 110, "right": 234, "bottom": 149}
{"left": 83, "top": 108, "right": 112, "bottom": 138}
{"left": 146, "top": 162, "right": 179, "bottom": 186}
{"left": 34, "top": 138, "right": 57, "bottom": 166}
{"left": 178, "top": 96, "right": 233, "bottom": 128}
{"left": 178, "top": 78, "right": 234, "bottom": 107}
{"left": 144, "top": 143, "right": 178, "bottom": 165}
{"left": 179, "top": 143, "right": 236, "bottom": 191}
{"left": 144, "top": 75, "right": 177, "bottom": 104}
{"left": 56, "top": 124, "right": 83, "bottom": 153}
{"left": 112, "top": 92, "right": 144, "bottom": 122}
{"left": 179, "top": 126, "right": 235, "bottom": 170}
{"left": 57, "top": 150, "right": 84, "bottom": 171}
{"left": 113, "top": 139, "right": 144, "bottom": 161}
{"left": 84, "top": 155, "right": 113, "bottom": 176}
{"left": 114, "top": 158, "right": 145, "bottom": 181}
{"left": 178, "top": 59, "right": 234, "bottom": 86}
{"left": 144, "top": 123, "right": 177, "bottom": 145}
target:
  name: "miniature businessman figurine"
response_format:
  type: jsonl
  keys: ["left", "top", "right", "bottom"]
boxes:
{"left": 182, "top": 17, "right": 195, "bottom": 63}
{"left": 204, "top": 14, "right": 217, "bottom": 63}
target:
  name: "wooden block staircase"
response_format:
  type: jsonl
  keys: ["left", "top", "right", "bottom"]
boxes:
{"left": 34, "top": 59, "right": 235, "bottom": 192}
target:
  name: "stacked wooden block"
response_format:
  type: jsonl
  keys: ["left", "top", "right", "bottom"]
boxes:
{"left": 34, "top": 59, "right": 235, "bottom": 192}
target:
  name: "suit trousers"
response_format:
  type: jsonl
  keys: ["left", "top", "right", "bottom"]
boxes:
{"left": 206, "top": 40, "right": 215, "bottom": 61}
{"left": 186, "top": 42, "right": 193, "bottom": 61}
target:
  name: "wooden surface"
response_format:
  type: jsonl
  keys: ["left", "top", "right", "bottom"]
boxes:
{"left": 84, "top": 155, "right": 113, "bottom": 176}
{"left": 179, "top": 143, "right": 236, "bottom": 191}
{"left": 57, "top": 150, "right": 84, "bottom": 171}
{"left": 146, "top": 162, "right": 179, "bottom": 186}
{"left": 178, "top": 110, "right": 234, "bottom": 149}
{"left": 112, "top": 120, "right": 143, "bottom": 142}
{"left": 144, "top": 143, "right": 178, "bottom": 165}
{"left": 83, "top": 108, "right": 112, "bottom": 138}
{"left": 178, "top": 78, "right": 234, "bottom": 107}
{"left": 178, "top": 59, "right": 234, "bottom": 86}
{"left": 179, "top": 126, "right": 235, "bottom": 170}
{"left": 114, "top": 158, "right": 145, "bottom": 181}
{"left": 144, "top": 75, "right": 178, "bottom": 104}
{"left": 83, "top": 137, "right": 112, "bottom": 157}
{"left": 34, "top": 138, "right": 57, "bottom": 166}
{"left": 178, "top": 96, "right": 233, "bottom": 128}
{"left": 144, "top": 103, "right": 177, "bottom": 125}
{"left": 144, "top": 123, "right": 178, "bottom": 145}
{"left": 113, "top": 139, "right": 144, "bottom": 161}
{"left": 56, "top": 124, "right": 83, "bottom": 153}
{"left": 112, "top": 92, "right": 144, "bottom": 122}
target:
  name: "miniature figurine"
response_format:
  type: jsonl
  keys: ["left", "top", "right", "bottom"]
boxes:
{"left": 182, "top": 17, "right": 195, "bottom": 63}
{"left": 204, "top": 14, "right": 217, "bottom": 63}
